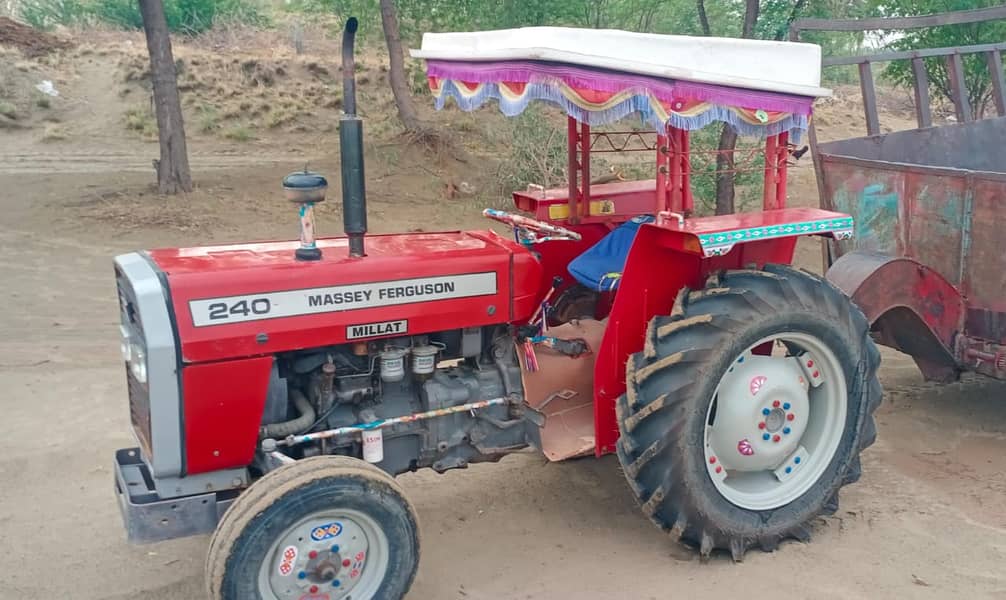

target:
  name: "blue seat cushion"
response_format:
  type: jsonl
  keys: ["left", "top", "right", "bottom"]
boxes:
{"left": 568, "top": 215, "right": 654, "bottom": 291}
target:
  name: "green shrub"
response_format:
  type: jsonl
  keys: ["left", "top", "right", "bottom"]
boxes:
{"left": 223, "top": 125, "right": 255, "bottom": 141}
{"left": 18, "top": 0, "right": 88, "bottom": 30}
{"left": 87, "top": 0, "right": 268, "bottom": 34}
{"left": 89, "top": 0, "right": 143, "bottom": 29}
{"left": 195, "top": 104, "right": 220, "bottom": 133}
{"left": 495, "top": 106, "right": 567, "bottom": 198}
{"left": 687, "top": 125, "right": 764, "bottom": 215}
{"left": 124, "top": 106, "right": 157, "bottom": 138}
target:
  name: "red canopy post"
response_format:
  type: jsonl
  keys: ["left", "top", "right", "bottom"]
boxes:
{"left": 655, "top": 130, "right": 670, "bottom": 214}
{"left": 567, "top": 116, "right": 580, "bottom": 224}
{"left": 762, "top": 132, "right": 789, "bottom": 210}
{"left": 566, "top": 116, "right": 592, "bottom": 223}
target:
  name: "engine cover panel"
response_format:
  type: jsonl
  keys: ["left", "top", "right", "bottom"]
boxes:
{"left": 145, "top": 231, "right": 542, "bottom": 363}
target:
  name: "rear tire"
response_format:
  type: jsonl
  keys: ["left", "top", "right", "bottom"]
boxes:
{"left": 615, "top": 265, "right": 881, "bottom": 560}
{"left": 206, "top": 455, "right": 420, "bottom": 599}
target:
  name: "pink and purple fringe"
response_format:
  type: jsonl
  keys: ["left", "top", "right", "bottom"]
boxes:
{"left": 427, "top": 59, "right": 814, "bottom": 139}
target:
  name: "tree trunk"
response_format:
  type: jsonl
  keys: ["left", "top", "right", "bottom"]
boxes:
{"left": 696, "top": 0, "right": 711, "bottom": 36}
{"left": 379, "top": 0, "right": 422, "bottom": 132}
{"left": 713, "top": 0, "right": 760, "bottom": 215}
{"left": 139, "top": 0, "right": 192, "bottom": 195}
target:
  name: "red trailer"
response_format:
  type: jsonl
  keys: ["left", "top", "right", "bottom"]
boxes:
{"left": 793, "top": 7, "right": 1006, "bottom": 383}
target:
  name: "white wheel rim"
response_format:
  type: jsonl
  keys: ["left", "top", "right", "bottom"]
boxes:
{"left": 259, "top": 508, "right": 390, "bottom": 599}
{"left": 703, "top": 332, "right": 847, "bottom": 510}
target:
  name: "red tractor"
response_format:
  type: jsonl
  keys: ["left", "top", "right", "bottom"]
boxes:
{"left": 113, "top": 19, "right": 880, "bottom": 599}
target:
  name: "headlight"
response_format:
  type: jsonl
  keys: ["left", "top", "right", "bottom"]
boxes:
{"left": 130, "top": 342, "right": 147, "bottom": 383}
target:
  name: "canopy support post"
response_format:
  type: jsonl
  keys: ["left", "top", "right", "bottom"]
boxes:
{"left": 680, "top": 129, "right": 693, "bottom": 215}
{"left": 669, "top": 127, "right": 682, "bottom": 213}
{"left": 567, "top": 116, "right": 579, "bottom": 224}
{"left": 581, "top": 120, "right": 591, "bottom": 210}
{"left": 655, "top": 130, "right": 670, "bottom": 215}
{"left": 661, "top": 126, "right": 691, "bottom": 215}
{"left": 776, "top": 131, "right": 788, "bottom": 210}
{"left": 762, "top": 132, "right": 788, "bottom": 211}
{"left": 566, "top": 117, "right": 591, "bottom": 223}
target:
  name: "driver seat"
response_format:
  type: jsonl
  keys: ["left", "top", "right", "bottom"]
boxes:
{"left": 567, "top": 215, "right": 654, "bottom": 291}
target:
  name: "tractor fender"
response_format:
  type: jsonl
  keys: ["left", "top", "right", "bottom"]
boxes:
{"left": 591, "top": 218, "right": 834, "bottom": 455}
{"left": 825, "top": 251, "right": 965, "bottom": 381}
{"left": 591, "top": 225, "right": 707, "bottom": 456}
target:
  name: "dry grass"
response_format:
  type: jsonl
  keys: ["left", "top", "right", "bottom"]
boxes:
{"left": 115, "top": 31, "right": 353, "bottom": 144}
{"left": 41, "top": 122, "right": 68, "bottom": 141}
{"left": 223, "top": 125, "right": 255, "bottom": 142}
{"left": 124, "top": 106, "right": 157, "bottom": 139}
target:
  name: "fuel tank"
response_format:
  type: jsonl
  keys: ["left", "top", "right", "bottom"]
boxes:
{"left": 143, "top": 230, "right": 543, "bottom": 363}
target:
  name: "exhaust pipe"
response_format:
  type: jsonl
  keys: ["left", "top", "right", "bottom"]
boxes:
{"left": 340, "top": 17, "right": 367, "bottom": 258}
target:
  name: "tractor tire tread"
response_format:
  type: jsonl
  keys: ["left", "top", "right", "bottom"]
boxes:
{"left": 206, "top": 456, "right": 419, "bottom": 600}
{"left": 616, "top": 265, "right": 882, "bottom": 561}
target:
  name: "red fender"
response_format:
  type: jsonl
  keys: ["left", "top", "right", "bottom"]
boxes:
{"left": 591, "top": 223, "right": 799, "bottom": 455}
{"left": 826, "top": 251, "right": 965, "bottom": 382}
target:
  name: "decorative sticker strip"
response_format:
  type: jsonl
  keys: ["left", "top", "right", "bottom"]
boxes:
{"left": 697, "top": 217, "right": 855, "bottom": 257}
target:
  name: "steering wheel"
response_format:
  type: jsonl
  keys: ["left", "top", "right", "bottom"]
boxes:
{"left": 482, "top": 208, "right": 582, "bottom": 244}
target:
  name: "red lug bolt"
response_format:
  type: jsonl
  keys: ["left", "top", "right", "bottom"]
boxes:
{"left": 787, "top": 413, "right": 795, "bottom": 421}
{"left": 772, "top": 400, "right": 781, "bottom": 408}
{"left": 709, "top": 456, "right": 717, "bottom": 464}
{"left": 310, "top": 586, "right": 318, "bottom": 594}
{"left": 812, "top": 370, "right": 820, "bottom": 378}
{"left": 715, "top": 466, "right": 723, "bottom": 474}
{"left": 758, "top": 422, "right": 766, "bottom": 429}
{"left": 773, "top": 434, "right": 781, "bottom": 442}
{"left": 342, "top": 559, "right": 351, "bottom": 567}
{"left": 807, "top": 360, "right": 814, "bottom": 367}
{"left": 308, "top": 550, "right": 318, "bottom": 559}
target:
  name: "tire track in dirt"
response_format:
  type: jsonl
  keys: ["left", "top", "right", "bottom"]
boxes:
{"left": 0, "top": 151, "right": 324, "bottom": 175}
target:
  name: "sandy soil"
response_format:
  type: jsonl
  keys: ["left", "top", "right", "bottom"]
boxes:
{"left": 2, "top": 29, "right": 1006, "bottom": 600}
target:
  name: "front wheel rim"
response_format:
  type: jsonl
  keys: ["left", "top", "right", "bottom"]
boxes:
{"left": 259, "top": 508, "right": 390, "bottom": 600}
{"left": 703, "top": 332, "right": 848, "bottom": 511}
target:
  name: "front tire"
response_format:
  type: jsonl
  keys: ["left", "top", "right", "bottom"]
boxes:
{"left": 616, "top": 265, "right": 881, "bottom": 560}
{"left": 206, "top": 456, "right": 420, "bottom": 599}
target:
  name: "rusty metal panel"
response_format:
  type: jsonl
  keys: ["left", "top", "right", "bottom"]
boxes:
{"left": 965, "top": 176, "right": 1006, "bottom": 315}
{"left": 903, "top": 171, "right": 968, "bottom": 286}
{"left": 819, "top": 157, "right": 905, "bottom": 257}
{"left": 817, "top": 118, "right": 1006, "bottom": 172}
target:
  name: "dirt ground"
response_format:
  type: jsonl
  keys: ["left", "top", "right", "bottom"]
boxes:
{"left": 2, "top": 27, "right": 1006, "bottom": 600}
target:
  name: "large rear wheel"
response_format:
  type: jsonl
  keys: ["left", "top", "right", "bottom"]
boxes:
{"left": 206, "top": 455, "right": 420, "bottom": 599}
{"left": 616, "top": 265, "right": 881, "bottom": 560}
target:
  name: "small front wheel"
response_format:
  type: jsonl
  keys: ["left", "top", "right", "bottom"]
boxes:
{"left": 206, "top": 456, "right": 420, "bottom": 600}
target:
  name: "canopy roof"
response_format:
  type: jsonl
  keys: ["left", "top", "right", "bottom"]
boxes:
{"left": 411, "top": 26, "right": 832, "bottom": 138}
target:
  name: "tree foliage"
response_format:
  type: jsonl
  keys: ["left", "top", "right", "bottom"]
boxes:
{"left": 17, "top": 0, "right": 266, "bottom": 33}
{"left": 879, "top": 0, "right": 1006, "bottom": 119}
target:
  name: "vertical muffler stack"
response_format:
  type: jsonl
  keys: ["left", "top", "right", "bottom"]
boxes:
{"left": 340, "top": 17, "right": 367, "bottom": 258}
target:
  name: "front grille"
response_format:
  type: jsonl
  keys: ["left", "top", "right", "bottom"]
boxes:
{"left": 128, "top": 367, "right": 153, "bottom": 458}
{"left": 118, "top": 268, "right": 153, "bottom": 459}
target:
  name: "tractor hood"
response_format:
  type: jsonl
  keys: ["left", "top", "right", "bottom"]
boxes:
{"left": 136, "top": 230, "right": 543, "bottom": 363}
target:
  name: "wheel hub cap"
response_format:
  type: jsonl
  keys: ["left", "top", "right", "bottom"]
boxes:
{"left": 706, "top": 353, "right": 810, "bottom": 473}
{"left": 263, "top": 511, "right": 387, "bottom": 600}
{"left": 703, "top": 335, "right": 847, "bottom": 511}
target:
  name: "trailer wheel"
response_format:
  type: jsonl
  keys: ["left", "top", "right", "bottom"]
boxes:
{"left": 206, "top": 455, "right": 420, "bottom": 600}
{"left": 616, "top": 265, "right": 881, "bottom": 560}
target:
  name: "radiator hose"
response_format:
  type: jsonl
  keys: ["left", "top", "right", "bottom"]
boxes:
{"left": 259, "top": 388, "right": 316, "bottom": 439}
